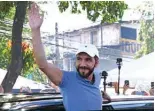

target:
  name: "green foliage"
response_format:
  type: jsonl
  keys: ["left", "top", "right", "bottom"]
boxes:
{"left": 27, "top": 68, "right": 48, "bottom": 83}
{"left": 0, "top": 1, "right": 48, "bottom": 84}
{"left": 0, "top": 39, "right": 34, "bottom": 74}
{"left": 0, "top": 2, "right": 15, "bottom": 39}
{"left": 0, "top": 38, "right": 47, "bottom": 83}
{"left": 0, "top": 1, "right": 14, "bottom": 19}
{"left": 4, "top": 7, "right": 15, "bottom": 20}
{"left": 0, "top": 19, "right": 13, "bottom": 39}
{"left": 21, "top": 41, "right": 35, "bottom": 75}
{"left": 0, "top": 1, "right": 47, "bottom": 41}
{"left": 0, "top": 37, "right": 11, "bottom": 69}
{"left": 136, "top": 19, "right": 154, "bottom": 58}
{"left": 135, "top": 1, "right": 154, "bottom": 58}
{"left": 58, "top": 1, "right": 128, "bottom": 23}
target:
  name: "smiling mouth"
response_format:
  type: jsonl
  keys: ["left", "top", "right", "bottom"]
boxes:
{"left": 80, "top": 68, "right": 88, "bottom": 71}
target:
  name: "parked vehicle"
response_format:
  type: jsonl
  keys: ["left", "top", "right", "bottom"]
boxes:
{"left": 40, "top": 88, "right": 57, "bottom": 93}
{"left": 0, "top": 93, "right": 154, "bottom": 111}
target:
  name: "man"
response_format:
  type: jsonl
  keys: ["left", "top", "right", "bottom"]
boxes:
{"left": 28, "top": 3, "right": 110, "bottom": 111}
{"left": 122, "top": 82, "right": 149, "bottom": 96}
{"left": 149, "top": 88, "right": 154, "bottom": 96}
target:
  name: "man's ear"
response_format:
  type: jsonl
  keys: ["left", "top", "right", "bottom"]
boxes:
{"left": 94, "top": 58, "right": 99, "bottom": 67}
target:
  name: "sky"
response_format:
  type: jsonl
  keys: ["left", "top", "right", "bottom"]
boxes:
{"left": 39, "top": 1, "right": 143, "bottom": 35}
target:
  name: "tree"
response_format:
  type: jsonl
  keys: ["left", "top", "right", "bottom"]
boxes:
{"left": 0, "top": 38, "right": 47, "bottom": 83}
{"left": 0, "top": 7, "right": 31, "bottom": 39}
{"left": 6, "top": 40, "right": 36, "bottom": 75}
{"left": 0, "top": 37, "right": 11, "bottom": 69}
{"left": 1, "top": 1, "right": 28, "bottom": 93}
{"left": 0, "top": 2, "right": 14, "bottom": 39}
{"left": 136, "top": 19, "right": 154, "bottom": 58}
{"left": 57, "top": 1, "right": 128, "bottom": 23}
{"left": 0, "top": 2, "right": 14, "bottom": 19}
{"left": 135, "top": 1, "right": 154, "bottom": 58}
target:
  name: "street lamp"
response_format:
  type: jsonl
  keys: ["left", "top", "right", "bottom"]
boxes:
{"left": 116, "top": 58, "right": 122, "bottom": 95}
{"left": 102, "top": 71, "right": 108, "bottom": 92}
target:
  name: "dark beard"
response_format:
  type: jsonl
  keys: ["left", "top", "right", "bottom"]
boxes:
{"left": 76, "top": 66, "right": 95, "bottom": 78}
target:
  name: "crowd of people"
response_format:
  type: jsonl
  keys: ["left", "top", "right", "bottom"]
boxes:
{"left": 0, "top": 81, "right": 154, "bottom": 97}
{"left": 111, "top": 81, "right": 154, "bottom": 96}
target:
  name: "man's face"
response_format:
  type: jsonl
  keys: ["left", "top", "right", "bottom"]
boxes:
{"left": 75, "top": 52, "right": 98, "bottom": 78}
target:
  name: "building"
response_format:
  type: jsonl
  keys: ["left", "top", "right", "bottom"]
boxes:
{"left": 44, "top": 21, "right": 142, "bottom": 72}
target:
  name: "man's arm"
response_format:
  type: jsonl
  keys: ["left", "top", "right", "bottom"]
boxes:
{"left": 28, "top": 3, "right": 62, "bottom": 86}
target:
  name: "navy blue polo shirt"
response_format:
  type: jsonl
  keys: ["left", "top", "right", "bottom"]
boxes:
{"left": 59, "top": 71, "right": 102, "bottom": 111}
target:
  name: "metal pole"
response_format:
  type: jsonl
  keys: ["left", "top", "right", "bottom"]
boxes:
{"left": 101, "top": 22, "right": 103, "bottom": 47}
{"left": 116, "top": 58, "right": 122, "bottom": 95}
{"left": 55, "top": 22, "right": 60, "bottom": 66}
{"left": 102, "top": 71, "right": 108, "bottom": 92}
{"left": 118, "top": 66, "right": 121, "bottom": 95}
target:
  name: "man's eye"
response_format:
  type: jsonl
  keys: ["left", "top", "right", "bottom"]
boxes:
{"left": 77, "top": 57, "right": 81, "bottom": 60}
{"left": 86, "top": 58, "right": 91, "bottom": 61}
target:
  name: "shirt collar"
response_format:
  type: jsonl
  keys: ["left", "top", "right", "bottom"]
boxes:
{"left": 76, "top": 71, "right": 95, "bottom": 85}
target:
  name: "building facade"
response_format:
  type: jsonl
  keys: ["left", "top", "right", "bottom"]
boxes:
{"left": 45, "top": 21, "right": 142, "bottom": 72}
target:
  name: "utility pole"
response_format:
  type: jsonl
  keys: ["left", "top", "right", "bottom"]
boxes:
{"left": 101, "top": 22, "right": 103, "bottom": 47}
{"left": 62, "top": 31, "right": 65, "bottom": 49}
{"left": 55, "top": 22, "right": 60, "bottom": 67}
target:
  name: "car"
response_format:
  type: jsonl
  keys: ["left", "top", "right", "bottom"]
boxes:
{"left": 0, "top": 93, "right": 154, "bottom": 111}
{"left": 40, "top": 88, "right": 57, "bottom": 93}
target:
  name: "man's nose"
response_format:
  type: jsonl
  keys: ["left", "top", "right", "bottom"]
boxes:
{"left": 80, "top": 60, "right": 87, "bottom": 66}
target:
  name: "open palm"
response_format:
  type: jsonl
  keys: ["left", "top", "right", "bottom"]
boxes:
{"left": 28, "top": 3, "right": 43, "bottom": 30}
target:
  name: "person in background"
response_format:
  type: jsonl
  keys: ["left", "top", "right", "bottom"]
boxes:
{"left": 131, "top": 83, "right": 149, "bottom": 96}
{"left": 20, "top": 86, "right": 32, "bottom": 93}
{"left": 122, "top": 83, "right": 129, "bottom": 95}
{"left": 122, "top": 83, "right": 149, "bottom": 96}
{"left": 113, "top": 82, "right": 119, "bottom": 94}
{"left": 149, "top": 82, "right": 154, "bottom": 96}
{"left": 131, "top": 90, "right": 148, "bottom": 96}
{"left": 113, "top": 81, "right": 131, "bottom": 95}
{"left": 0, "top": 85, "right": 4, "bottom": 93}
{"left": 149, "top": 88, "right": 154, "bottom": 96}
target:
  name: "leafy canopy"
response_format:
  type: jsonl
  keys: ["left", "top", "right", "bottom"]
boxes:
{"left": 58, "top": 1, "right": 128, "bottom": 23}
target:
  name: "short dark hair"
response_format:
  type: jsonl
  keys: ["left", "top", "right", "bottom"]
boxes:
{"left": 94, "top": 55, "right": 99, "bottom": 61}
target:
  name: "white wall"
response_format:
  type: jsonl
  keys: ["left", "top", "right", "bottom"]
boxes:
{"left": 98, "top": 24, "right": 121, "bottom": 46}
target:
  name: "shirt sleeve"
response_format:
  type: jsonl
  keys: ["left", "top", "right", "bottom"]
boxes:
{"left": 95, "top": 72, "right": 101, "bottom": 87}
{"left": 59, "top": 71, "right": 71, "bottom": 88}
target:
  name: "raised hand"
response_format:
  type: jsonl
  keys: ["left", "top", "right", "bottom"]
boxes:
{"left": 123, "top": 84, "right": 129, "bottom": 95}
{"left": 28, "top": 3, "right": 44, "bottom": 30}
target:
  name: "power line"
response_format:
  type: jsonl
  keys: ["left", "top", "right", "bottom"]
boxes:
{"left": 25, "top": 37, "right": 138, "bottom": 55}
{"left": 43, "top": 41, "right": 77, "bottom": 50}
